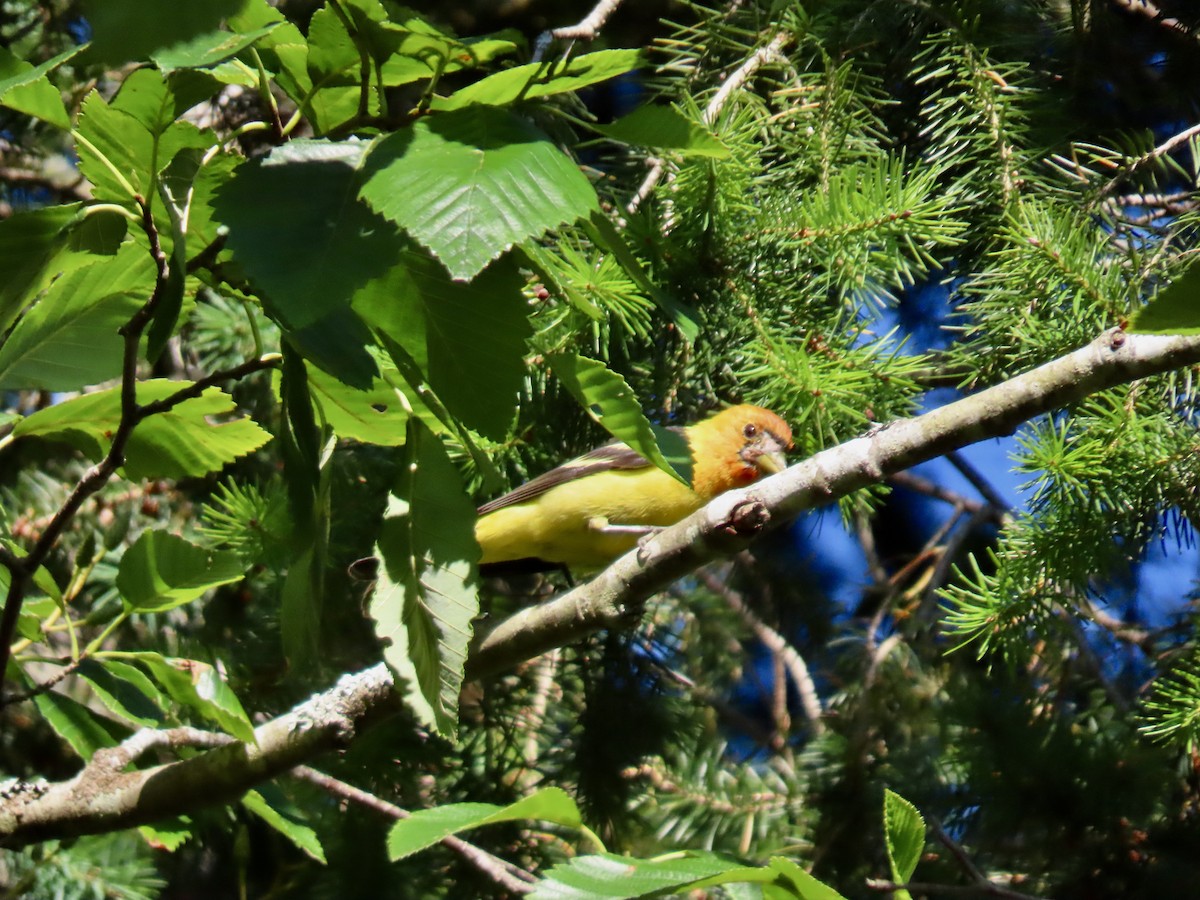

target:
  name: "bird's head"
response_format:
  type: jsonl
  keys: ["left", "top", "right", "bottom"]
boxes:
{"left": 690, "top": 404, "right": 793, "bottom": 497}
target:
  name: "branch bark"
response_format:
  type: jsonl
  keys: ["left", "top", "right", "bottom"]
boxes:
{"left": 4, "top": 327, "right": 1200, "bottom": 846}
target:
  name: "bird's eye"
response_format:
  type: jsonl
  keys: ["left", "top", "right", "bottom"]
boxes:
{"left": 743, "top": 423, "right": 758, "bottom": 438}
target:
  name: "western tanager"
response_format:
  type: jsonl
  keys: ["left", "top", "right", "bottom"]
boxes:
{"left": 477, "top": 404, "right": 792, "bottom": 572}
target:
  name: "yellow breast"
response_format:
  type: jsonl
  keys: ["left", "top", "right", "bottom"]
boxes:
{"left": 474, "top": 466, "right": 704, "bottom": 569}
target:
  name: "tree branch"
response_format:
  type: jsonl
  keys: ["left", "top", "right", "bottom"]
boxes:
{"left": 466, "top": 328, "right": 1200, "bottom": 679}
{"left": 0, "top": 665, "right": 402, "bottom": 847}
{"left": 5, "top": 327, "right": 1200, "bottom": 845}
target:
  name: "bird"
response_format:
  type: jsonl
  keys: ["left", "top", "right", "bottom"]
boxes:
{"left": 475, "top": 404, "right": 793, "bottom": 573}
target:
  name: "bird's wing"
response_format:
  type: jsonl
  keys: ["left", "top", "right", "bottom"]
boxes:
{"left": 476, "top": 431, "right": 684, "bottom": 516}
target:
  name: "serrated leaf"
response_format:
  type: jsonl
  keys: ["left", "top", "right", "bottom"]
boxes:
{"left": 122, "top": 652, "right": 256, "bottom": 743}
{"left": 360, "top": 107, "right": 599, "bottom": 280}
{"left": 1130, "top": 262, "right": 1200, "bottom": 334}
{"left": 139, "top": 817, "right": 193, "bottom": 851}
{"left": 387, "top": 787, "right": 580, "bottom": 861}
{"left": 883, "top": 790, "right": 925, "bottom": 889}
{"left": 215, "top": 139, "right": 407, "bottom": 329}
{"left": 548, "top": 353, "right": 691, "bottom": 485}
{"left": 243, "top": 788, "right": 327, "bottom": 863}
{"left": 595, "top": 104, "right": 729, "bottom": 158}
{"left": 370, "top": 420, "right": 478, "bottom": 737}
{"left": 358, "top": 251, "right": 528, "bottom": 440}
{"left": 152, "top": 23, "right": 279, "bottom": 72}
{"left": 0, "top": 203, "right": 87, "bottom": 334}
{"left": 0, "top": 243, "right": 154, "bottom": 391}
{"left": 12, "top": 379, "right": 272, "bottom": 479}
{"left": 81, "top": 0, "right": 252, "bottom": 66}
{"left": 307, "top": 361, "right": 410, "bottom": 445}
{"left": 33, "top": 687, "right": 126, "bottom": 761}
{"left": 0, "top": 44, "right": 80, "bottom": 129}
{"left": 529, "top": 852, "right": 753, "bottom": 900}
{"left": 768, "top": 858, "right": 848, "bottom": 900}
{"left": 287, "top": 305, "right": 379, "bottom": 391}
{"left": 117, "top": 530, "right": 244, "bottom": 613}
{"left": 433, "top": 48, "right": 640, "bottom": 111}
{"left": 76, "top": 72, "right": 214, "bottom": 202}
{"left": 77, "top": 658, "right": 166, "bottom": 728}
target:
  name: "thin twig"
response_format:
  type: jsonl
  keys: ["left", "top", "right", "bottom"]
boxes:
{"left": 1099, "top": 121, "right": 1200, "bottom": 199}
{"left": 291, "top": 766, "right": 536, "bottom": 893}
{"left": 1109, "top": 0, "right": 1191, "bottom": 36}
{"left": 627, "top": 29, "right": 792, "bottom": 214}
{"left": 946, "top": 451, "right": 1011, "bottom": 513}
{"left": 533, "top": 0, "right": 626, "bottom": 61}
{"left": 697, "top": 566, "right": 824, "bottom": 734}
{"left": 0, "top": 197, "right": 281, "bottom": 701}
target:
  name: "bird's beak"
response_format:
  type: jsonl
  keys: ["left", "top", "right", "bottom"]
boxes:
{"left": 746, "top": 431, "right": 790, "bottom": 476}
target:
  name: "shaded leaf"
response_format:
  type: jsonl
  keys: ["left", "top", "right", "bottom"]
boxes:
{"left": 12, "top": 379, "right": 272, "bottom": 479}
{"left": 433, "top": 48, "right": 640, "bottom": 111}
{"left": 0, "top": 44, "right": 80, "bottom": 128}
{"left": 1130, "top": 262, "right": 1200, "bottom": 334}
{"left": 81, "top": 0, "right": 252, "bottom": 66}
{"left": 243, "top": 787, "right": 327, "bottom": 864}
{"left": 215, "top": 139, "right": 404, "bottom": 329}
{"left": 548, "top": 353, "right": 691, "bottom": 485}
{"left": 530, "top": 852, "right": 759, "bottom": 900}
{"left": 370, "top": 420, "right": 478, "bottom": 737}
{"left": 122, "top": 652, "right": 256, "bottom": 743}
{"left": 0, "top": 243, "right": 153, "bottom": 391}
{"left": 117, "top": 530, "right": 244, "bottom": 613}
{"left": 388, "top": 787, "right": 581, "bottom": 861}
{"left": 33, "top": 687, "right": 125, "bottom": 760}
{"left": 77, "top": 658, "right": 167, "bottom": 728}
{"left": 595, "top": 104, "right": 729, "bottom": 158}
{"left": 358, "top": 251, "right": 529, "bottom": 441}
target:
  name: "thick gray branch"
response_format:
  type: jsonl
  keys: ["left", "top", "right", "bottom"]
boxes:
{"left": 5, "top": 328, "right": 1199, "bottom": 846}
{"left": 0, "top": 665, "right": 400, "bottom": 847}
{"left": 465, "top": 329, "right": 1200, "bottom": 678}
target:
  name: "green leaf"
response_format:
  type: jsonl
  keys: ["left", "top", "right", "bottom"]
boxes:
{"left": 12, "top": 379, "right": 272, "bottom": 480}
{"left": 370, "top": 420, "right": 478, "bottom": 737}
{"left": 529, "top": 852, "right": 756, "bottom": 900}
{"left": 0, "top": 44, "right": 81, "bottom": 129}
{"left": 387, "top": 787, "right": 581, "bottom": 861}
{"left": 548, "top": 353, "right": 691, "bottom": 485}
{"left": 358, "top": 251, "right": 529, "bottom": 441}
{"left": 595, "top": 104, "right": 729, "bottom": 158}
{"left": 76, "top": 658, "right": 167, "bottom": 728}
{"left": 433, "top": 48, "right": 641, "bottom": 111}
{"left": 139, "top": 817, "right": 194, "bottom": 851}
{"left": 33, "top": 686, "right": 126, "bottom": 760}
{"left": 360, "top": 107, "right": 599, "bottom": 280}
{"left": 122, "top": 652, "right": 256, "bottom": 743}
{"left": 215, "top": 139, "right": 405, "bottom": 329}
{"left": 286, "top": 306, "right": 379, "bottom": 391}
{"left": 768, "top": 858, "right": 848, "bottom": 900}
{"left": 243, "top": 788, "right": 327, "bottom": 864}
{"left": 117, "top": 530, "right": 244, "bottom": 613}
{"left": 75, "top": 72, "right": 215, "bottom": 202}
{"left": 0, "top": 243, "right": 154, "bottom": 391}
{"left": 307, "top": 360, "right": 410, "bottom": 445}
{"left": 81, "top": 0, "right": 253, "bottom": 66}
{"left": 883, "top": 790, "right": 925, "bottom": 889}
{"left": 1130, "top": 262, "right": 1200, "bottom": 334}
{"left": 152, "top": 23, "right": 280, "bottom": 72}
{"left": 229, "top": 0, "right": 312, "bottom": 105}
{"left": 0, "top": 203, "right": 87, "bottom": 334}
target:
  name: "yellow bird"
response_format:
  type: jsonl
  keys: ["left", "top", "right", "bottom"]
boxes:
{"left": 476, "top": 404, "right": 793, "bottom": 572}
